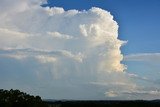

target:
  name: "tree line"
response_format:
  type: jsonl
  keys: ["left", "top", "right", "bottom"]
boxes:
{"left": 0, "top": 89, "right": 47, "bottom": 107}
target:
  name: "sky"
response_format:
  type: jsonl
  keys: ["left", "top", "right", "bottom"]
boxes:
{"left": 0, "top": 0, "right": 160, "bottom": 100}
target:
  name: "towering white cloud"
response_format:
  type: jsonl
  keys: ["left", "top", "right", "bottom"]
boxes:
{"left": 0, "top": 0, "right": 145, "bottom": 99}
{"left": 0, "top": 1, "right": 126, "bottom": 72}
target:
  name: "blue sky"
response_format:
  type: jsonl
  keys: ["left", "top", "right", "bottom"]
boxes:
{"left": 46, "top": 0, "right": 160, "bottom": 54}
{"left": 0, "top": 0, "right": 160, "bottom": 100}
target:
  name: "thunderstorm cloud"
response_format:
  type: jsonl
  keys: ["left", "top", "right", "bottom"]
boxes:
{"left": 0, "top": 0, "right": 159, "bottom": 100}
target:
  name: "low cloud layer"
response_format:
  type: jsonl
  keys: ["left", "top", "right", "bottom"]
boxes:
{"left": 0, "top": 0, "right": 159, "bottom": 100}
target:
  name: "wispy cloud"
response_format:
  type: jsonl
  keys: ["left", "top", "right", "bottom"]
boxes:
{"left": 0, "top": 48, "right": 84, "bottom": 63}
{"left": 124, "top": 53, "right": 160, "bottom": 62}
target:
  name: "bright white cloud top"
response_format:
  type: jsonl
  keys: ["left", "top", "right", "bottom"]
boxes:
{"left": 0, "top": 0, "right": 126, "bottom": 72}
{"left": 0, "top": 0, "right": 160, "bottom": 100}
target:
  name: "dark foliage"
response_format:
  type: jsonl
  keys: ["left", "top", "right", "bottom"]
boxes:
{"left": 46, "top": 100, "right": 160, "bottom": 107}
{"left": 0, "top": 89, "right": 47, "bottom": 107}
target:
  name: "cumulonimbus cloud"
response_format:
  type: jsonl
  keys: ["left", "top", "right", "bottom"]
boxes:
{"left": 0, "top": 0, "right": 126, "bottom": 72}
{"left": 2, "top": 0, "right": 152, "bottom": 100}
